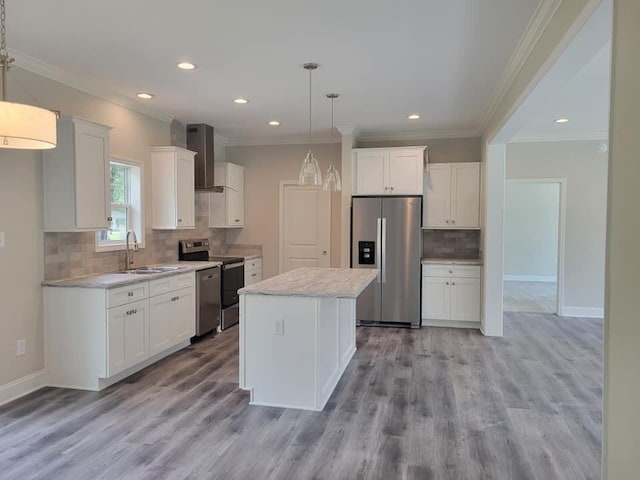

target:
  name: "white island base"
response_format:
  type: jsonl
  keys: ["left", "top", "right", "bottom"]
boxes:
{"left": 238, "top": 267, "right": 377, "bottom": 411}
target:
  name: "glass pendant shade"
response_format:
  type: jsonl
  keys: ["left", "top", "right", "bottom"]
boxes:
{"left": 298, "top": 150, "right": 323, "bottom": 186}
{"left": 323, "top": 164, "right": 342, "bottom": 192}
{"left": 0, "top": 101, "right": 57, "bottom": 149}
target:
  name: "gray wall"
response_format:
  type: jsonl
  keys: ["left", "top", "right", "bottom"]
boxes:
{"left": 226, "top": 143, "right": 341, "bottom": 279}
{"left": 506, "top": 140, "right": 608, "bottom": 312}
{"left": 357, "top": 136, "right": 481, "bottom": 163}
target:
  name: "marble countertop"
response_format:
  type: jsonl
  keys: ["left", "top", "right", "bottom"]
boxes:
{"left": 421, "top": 258, "right": 483, "bottom": 265}
{"left": 239, "top": 267, "right": 378, "bottom": 298}
{"left": 42, "top": 261, "right": 222, "bottom": 289}
{"left": 242, "top": 254, "right": 262, "bottom": 260}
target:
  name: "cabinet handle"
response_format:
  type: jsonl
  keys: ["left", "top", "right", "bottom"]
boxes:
{"left": 178, "top": 218, "right": 182, "bottom": 223}
{"left": 390, "top": 186, "right": 394, "bottom": 191}
{"left": 171, "top": 296, "right": 180, "bottom": 302}
{"left": 251, "top": 273, "right": 256, "bottom": 277}
{"left": 452, "top": 282, "right": 456, "bottom": 286}
{"left": 446, "top": 282, "right": 450, "bottom": 285}
{"left": 126, "top": 309, "right": 137, "bottom": 316}
{"left": 446, "top": 220, "right": 450, "bottom": 224}
{"left": 107, "top": 216, "right": 113, "bottom": 222}
{"left": 235, "top": 219, "right": 240, "bottom": 222}
{"left": 449, "top": 270, "right": 453, "bottom": 274}
{"left": 452, "top": 220, "right": 456, "bottom": 224}
{"left": 128, "top": 291, "right": 134, "bottom": 297}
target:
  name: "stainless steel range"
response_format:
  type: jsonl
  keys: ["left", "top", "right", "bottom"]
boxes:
{"left": 179, "top": 239, "right": 244, "bottom": 331}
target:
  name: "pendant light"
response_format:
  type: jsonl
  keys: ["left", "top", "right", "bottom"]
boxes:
{"left": 323, "top": 93, "right": 342, "bottom": 192}
{"left": 298, "top": 63, "right": 322, "bottom": 186}
{"left": 0, "top": 0, "right": 56, "bottom": 150}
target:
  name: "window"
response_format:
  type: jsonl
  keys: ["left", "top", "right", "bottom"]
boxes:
{"left": 96, "top": 158, "right": 143, "bottom": 251}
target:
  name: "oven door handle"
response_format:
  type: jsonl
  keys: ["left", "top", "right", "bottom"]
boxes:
{"left": 223, "top": 262, "right": 245, "bottom": 270}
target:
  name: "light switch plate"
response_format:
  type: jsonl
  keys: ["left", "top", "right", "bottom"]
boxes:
{"left": 0, "top": 232, "right": 5, "bottom": 247}
{"left": 273, "top": 318, "right": 284, "bottom": 335}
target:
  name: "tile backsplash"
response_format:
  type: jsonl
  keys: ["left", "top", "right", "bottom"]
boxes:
{"left": 44, "top": 193, "right": 228, "bottom": 281}
{"left": 422, "top": 229, "right": 480, "bottom": 259}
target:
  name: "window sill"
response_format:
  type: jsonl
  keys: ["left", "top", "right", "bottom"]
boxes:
{"left": 95, "top": 242, "right": 145, "bottom": 253}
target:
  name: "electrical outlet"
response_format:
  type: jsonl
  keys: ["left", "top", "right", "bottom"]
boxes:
{"left": 16, "top": 339, "right": 26, "bottom": 356}
{"left": 273, "top": 318, "right": 284, "bottom": 335}
{"left": 0, "top": 232, "right": 5, "bottom": 248}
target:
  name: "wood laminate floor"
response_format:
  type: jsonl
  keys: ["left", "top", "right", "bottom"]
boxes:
{"left": 503, "top": 281, "right": 558, "bottom": 314}
{"left": 0, "top": 313, "right": 602, "bottom": 480}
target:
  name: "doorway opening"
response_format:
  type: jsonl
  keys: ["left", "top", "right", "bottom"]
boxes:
{"left": 503, "top": 179, "right": 566, "bottom": 315}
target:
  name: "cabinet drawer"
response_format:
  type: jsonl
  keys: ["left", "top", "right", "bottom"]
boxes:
{"left": 149, "top": 272, "right": 195, "bottom": 297}
{"left": 107, "top": 282, "right": 149, "bottom": 308}
{"left": 245, "top": 270, "right": 262, "bottom": 285}
{"left": 245, "top": 258, "right": 262, "bottom": 272}
{"left": 422, "top": 265, "right": 481, "bottom": 278}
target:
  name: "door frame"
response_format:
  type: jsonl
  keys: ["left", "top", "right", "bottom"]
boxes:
{"left": 504, "top": 178, "right": 567, "bottom": 316}
{"left": 278, "top": 180, "right": 331, "bottom": 274}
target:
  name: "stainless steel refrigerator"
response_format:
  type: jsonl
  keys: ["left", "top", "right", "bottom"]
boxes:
{"left": 351, "top": 196, "right": 422, "bottom": 328}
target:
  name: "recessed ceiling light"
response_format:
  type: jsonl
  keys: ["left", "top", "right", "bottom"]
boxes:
{"left": 177, "top": 62, "right": 196, "bottom": 70}
{"left": 268, "top": 120, "right": 280, "bottom": 126}
{"left": 136, "top": 92, "right": 154, "bottom": 99}
{"left": 408, "top": 114, "right": 421, "bottom": 120}
{"left": 555, "top": 118, "right": 569, "bottom": 123}
{"left": 234, "top": 98, "right": 249, "bottom": 104}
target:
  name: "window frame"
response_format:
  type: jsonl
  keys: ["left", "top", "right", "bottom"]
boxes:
{"left": 95, "top": 156, "right": 145, "bottom": 252}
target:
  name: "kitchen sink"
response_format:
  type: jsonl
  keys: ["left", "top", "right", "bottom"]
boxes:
{"left": 118, "top": 265, "right": 188, "bottom": 275}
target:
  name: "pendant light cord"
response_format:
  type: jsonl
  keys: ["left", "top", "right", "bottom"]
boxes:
{"left": 308, "top": 66, "right": 312, "bottom": 151}
{"left": 0, "top": 0, "right": 12, "bottom": 102}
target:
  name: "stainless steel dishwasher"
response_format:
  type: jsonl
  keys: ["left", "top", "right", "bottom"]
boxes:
{"left": 195, "top": 266, "right": 221, "bottom": 336}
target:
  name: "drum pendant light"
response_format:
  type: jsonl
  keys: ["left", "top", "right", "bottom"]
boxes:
{"left": 323, "top": 93, "right": 342, "bottom": 192}
{"left": 0, "top": 0, "right": 56, "bottom": 150}
{"left": 298, "top": 63, "right": 322, "bottom": 186}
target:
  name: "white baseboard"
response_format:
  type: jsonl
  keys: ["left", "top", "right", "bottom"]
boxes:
{"left": 504, "top": 275, "right": 557, "bottom": 282}
{"left": 561, "top": 306, "right": 604, "bottom": 318}
{"left": 0, "top": 370, "right": 47, "bottom": 407}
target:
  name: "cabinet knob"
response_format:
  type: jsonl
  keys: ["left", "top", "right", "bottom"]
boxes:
{"left": 452, "top": 220, "right": 456, "bottom": 224}
{"left": 452, "top": 282, "right": 456, "bottom": 286}
{"left": 252, "top": 273, "right": 257, "bottom": 277}
{"left": 128, "top": 291, "right": 134, "bottom": 297}
{"left": 322, "top": 250, "right": 327, "bottom": 256}
{"left": 446, "top": 220, "right": 450, "bottom": 224}
{"left": 446, "top": 282, "right": 450, "bottom": 285}
{"left": 449, "top": 270, "right": 452, "bottom": 274}
{"left": 390, "top": 187, "right": 394, "bottom": 191}
{"left": 235, "top": 219, "right": 240, "bottom": 222}
{"left": 178, "top": 218, "right": 182, "bottom": 223}
{"left": 107, "top": 216, "right": 113, "bottom": 222}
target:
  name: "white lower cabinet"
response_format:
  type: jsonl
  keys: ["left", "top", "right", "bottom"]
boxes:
{"left": 44, "top": 272, "right": 196, "bottom": 391}
{"left": 107, "top": 299, "right": 149, "bottom": 377}
{"left": 244, "top": 257, "right": 263, "bottom": 286}
{"left": 421, "top": 264, "right": 481, "bottom": 326}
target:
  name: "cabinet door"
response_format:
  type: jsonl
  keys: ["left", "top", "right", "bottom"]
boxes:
{"left": 226, "top": 164, "right": 244, "bottom": 227}
{"left": 422, "top": 277, "right": 451, "bottom": 320}
{"left": 451, "top": 163, "right": 480, "bottom": 228}
{"left": 74, "top": 121, "right": 110, "bottom": 230}
{"left": 353, "top": 150, "right": 388, "bottom": 195}
{"left": 176, "top": 153, "right": 195, "bottom": 228}
{"left": 424, "top": 164, "right": 452, "bottom": 228}
{"left": 387, "top": 149, "right": 424, "bottom": 195}
{"left": 450, "top": 277, "right": 481, "bottom": 323}
{"left": 107, "top": 299, "right": 149, "bottom": 376}
{"left": 149, "top": 293, "right": 173, "bottom": 356}
{"left": 170, "top": 287, "right": 196, "bottom": 344}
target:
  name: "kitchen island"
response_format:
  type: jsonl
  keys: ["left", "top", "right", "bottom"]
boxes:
{"left": 238, "top": 267, "right": 378, "bottom": 411}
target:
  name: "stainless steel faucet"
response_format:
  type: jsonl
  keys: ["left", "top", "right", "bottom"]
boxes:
{"left": 125, "top": 230, "right": 139, "bottom": 270}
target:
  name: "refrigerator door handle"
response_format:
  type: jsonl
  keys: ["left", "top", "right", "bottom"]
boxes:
{"left": 376, "top": 217, "right": 382, "bottom": 283}
{"left": 381, "top": 217, "right": 387, "bottom": 284}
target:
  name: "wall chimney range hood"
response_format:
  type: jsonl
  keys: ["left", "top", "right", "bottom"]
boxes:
{"left": 187, "top": 123, "right": 218, "bottom": 191}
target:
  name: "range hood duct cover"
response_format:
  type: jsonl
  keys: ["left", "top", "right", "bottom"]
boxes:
{"left": 187, "top": 123, "right": 216, "bottom": 190}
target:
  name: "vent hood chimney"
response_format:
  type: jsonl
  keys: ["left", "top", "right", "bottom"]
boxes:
{"left": 187, "top": 123, "right": 216, "bottom": 190}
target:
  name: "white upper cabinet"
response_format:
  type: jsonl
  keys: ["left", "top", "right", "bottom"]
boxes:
{"left": 43, "top": 116, "right": 112, "bottom": 232}
{"left": 353, "top": 147, "right": 424, "bottom": 195}
{"left": 209, "top": 162, "right": 245, "bottom": 228}
{"left": 151, "top": 146, "right": 196, "bottom": 230}
{"left": 424, "top": 162, "right": 481, "bottom": 229}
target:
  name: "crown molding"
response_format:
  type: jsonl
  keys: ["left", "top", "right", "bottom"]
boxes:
{"left": 226, "top": 135, "right": 340, "bottom": 147}
{"left": 9, "top": 49, "right": 175, "bottom": 125}
{"left": 478, "top": 0, "right": 564, "bottom": 135}
{"left": 356, "top": 128, "right": 480, "bottom": 142}
{"left": 335, "top": 125, "right": 360, "bottom": 137}
{"left": 509, "top": 130, "right": 609, "bottom": 143}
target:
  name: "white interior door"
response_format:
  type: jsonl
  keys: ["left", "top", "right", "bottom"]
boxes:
{"left": 281, "top": 184, "right": 331, "bottom": 273}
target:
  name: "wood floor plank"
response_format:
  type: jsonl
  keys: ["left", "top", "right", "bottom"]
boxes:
{"left": 0, "top": 309, "right": 602, "bottom": 480}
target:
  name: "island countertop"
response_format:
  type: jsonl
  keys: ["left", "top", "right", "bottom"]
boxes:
{"left": 238, "top": 267, "right": 378, "bottom": 298}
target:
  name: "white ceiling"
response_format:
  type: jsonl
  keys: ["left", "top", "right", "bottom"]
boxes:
{"left": 509, "top": 0, "right": 612, "bottom": 143}
{"left": 7, "top": 0, "right": 539, "bottom": 144}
